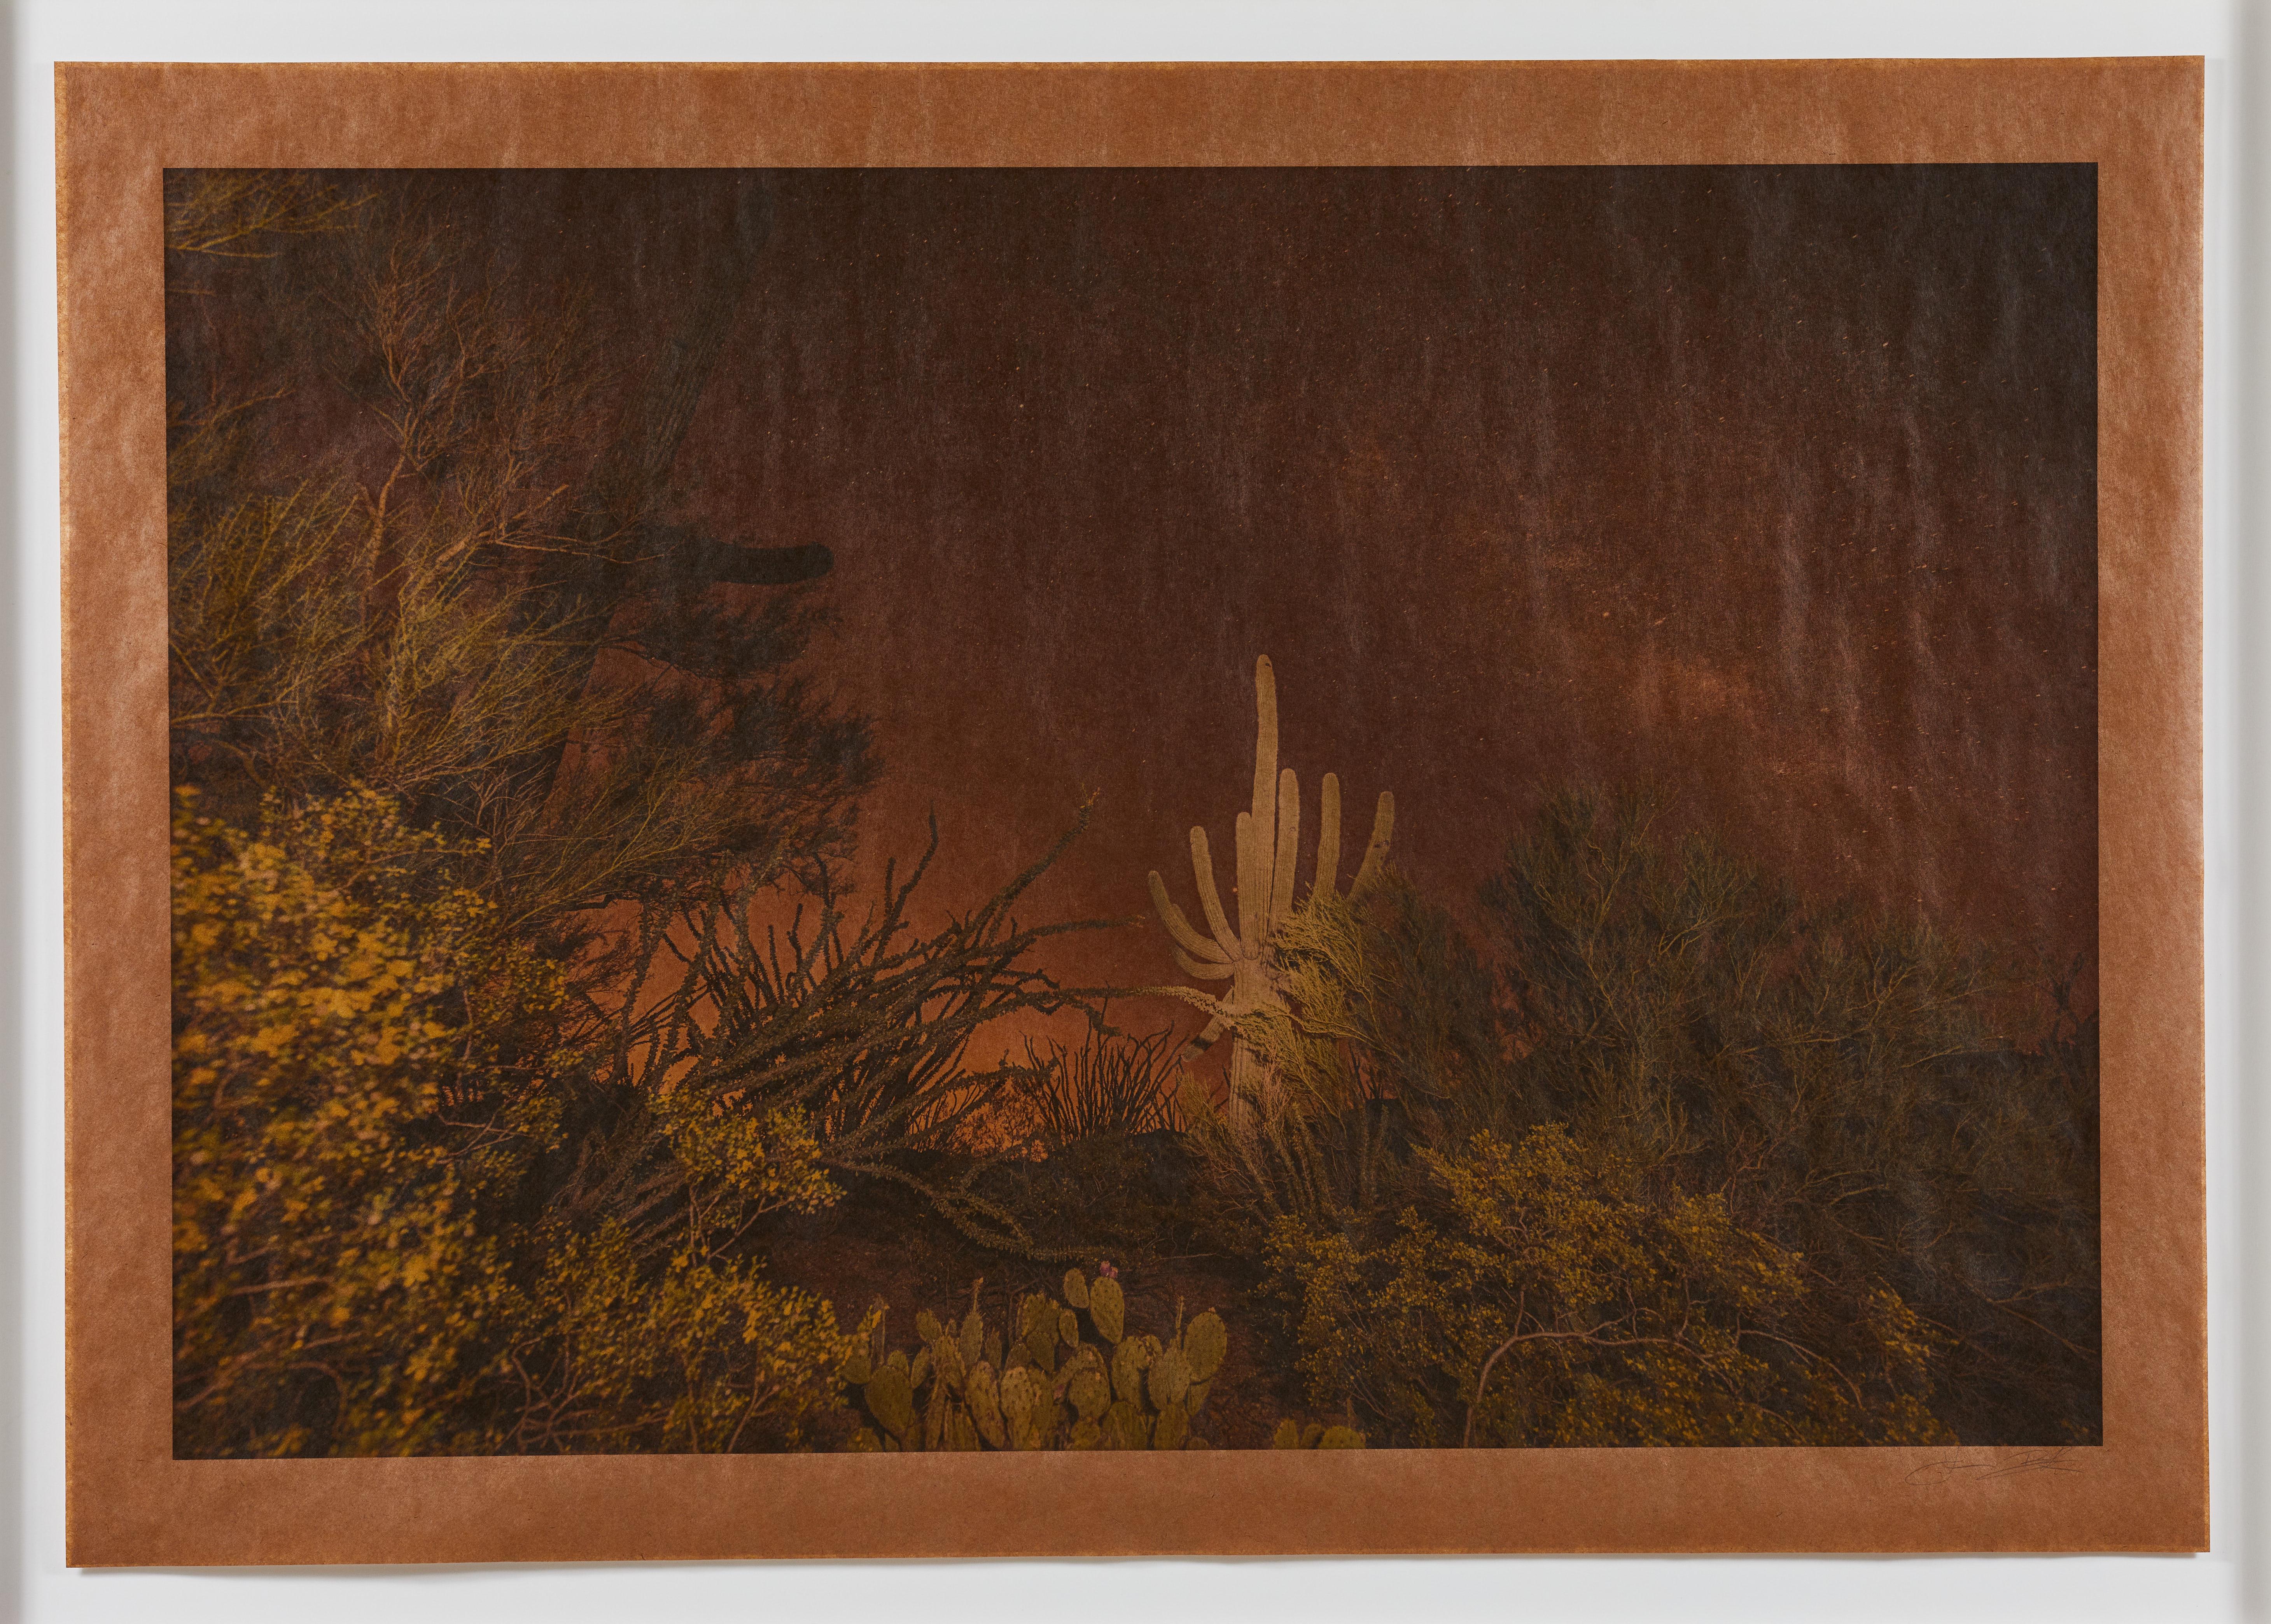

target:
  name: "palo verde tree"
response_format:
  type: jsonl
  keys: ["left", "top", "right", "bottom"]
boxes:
{"left": 162, "top": 172, "right": 920, "bottom": 1455}
{"left": 165, "top": 170, "right": 872, "bottom": 927}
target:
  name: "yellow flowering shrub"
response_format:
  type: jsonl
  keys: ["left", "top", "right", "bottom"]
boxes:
{"left": 172, "top": 785, "right": 562, "bottom": 1455}
{"left": 496, "top": 1219, "right": 863, "bottom": 1453}
{"left": 653, "top": 1089, "right": 840, "bottom": 1251}
{"left": 174, "top": 786, "right": 875, "bottom": 1456}
{"left": 1266, "top": 1126, "right": 1954, "bottom": 1448}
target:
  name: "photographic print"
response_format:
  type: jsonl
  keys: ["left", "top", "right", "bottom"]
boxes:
{"left": 63, "top": 61, "right": 2202, "bottom": 1561}
{"left": 163, "top": 163, "right": 2101, "bottom": 1460}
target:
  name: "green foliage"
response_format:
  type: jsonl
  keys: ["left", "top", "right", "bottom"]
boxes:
{"left": 842, "top": 1273, "right": 1229, "bottom": 1452}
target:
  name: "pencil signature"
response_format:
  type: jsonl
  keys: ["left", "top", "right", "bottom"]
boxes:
{"left": 1907, "top": 1447, "right": 2082, "bottom": 1488}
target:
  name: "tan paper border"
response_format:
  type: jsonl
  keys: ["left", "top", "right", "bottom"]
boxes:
{"left": 57, "top": 60, "right": 2204, "bottom": 1563}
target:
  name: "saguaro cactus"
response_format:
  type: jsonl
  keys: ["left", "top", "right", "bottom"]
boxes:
{"left": 1146, "top": 655, "right": 1394, "bottom": 1128}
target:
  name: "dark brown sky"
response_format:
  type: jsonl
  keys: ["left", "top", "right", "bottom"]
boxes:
{"left": 204, "top": 166, "right": 2101, "bottom": 1045}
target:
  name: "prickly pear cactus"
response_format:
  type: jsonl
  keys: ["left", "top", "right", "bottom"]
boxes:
{"left": 1066, "top": 1362, "right": 1112, "bottom": 1423}
{"left": 1110, "top": 1334, "right": 1156, "bottom": 1405}
{"left": 1088, "top": 1275, "right": 1125, "bottom": 1344}
{"left": 967, "top": 1362, "right": 1006, "bottom": 1448}
{"left": 931, "top": 1324, "right": 966, "bottom": 1392}
{"left": 1184, "top": 1309, "right": 1227, "bottom": 1382}
{"left": 842, "top": 1272, "right": 1231, "bottom": 1451}
{"left": 1271, "top": 1418, "right": 1368, "bottom": 1449}
{"left": 999, "top": 1365, "right": 1046, "bottom": 1450}
{"left": 1102, "top": 1398, "right": 1151, "bottom": 1451}
{"left": 864, "top": 1363, "right": 917, "bottom": 1445}
{"left": 1145, "top": 655, "right": 1397, "bottom": 1130}
{"left": 1148, "top": 1344, "right": 1192, "bottom": 1411}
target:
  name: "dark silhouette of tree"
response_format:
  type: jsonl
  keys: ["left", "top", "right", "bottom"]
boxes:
{"left": 165, "top": 170, "right": 874, "bottom": 920}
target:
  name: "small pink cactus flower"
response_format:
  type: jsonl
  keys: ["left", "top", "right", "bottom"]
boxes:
{"left": 1097, "top": 1260, "right": 1119, "bottom": 1279}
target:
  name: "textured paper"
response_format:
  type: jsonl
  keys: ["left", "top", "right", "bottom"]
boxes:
{"left": 59, "top": 59, "right": 2203, "bottom": 1562}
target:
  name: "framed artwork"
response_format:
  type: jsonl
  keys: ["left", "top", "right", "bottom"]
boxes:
{"left": 57, "top": 57, "right": 2204, "bottom": 1563}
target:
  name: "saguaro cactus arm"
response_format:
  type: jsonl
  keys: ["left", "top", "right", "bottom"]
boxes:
{"left": 1350, "top": 790, "right": 1396, "bottom": 899}
{"left": 1172, "top": 947, "right": 1235, "bottom": 982}
{"left": 1190, "top": 828, "right": 1239, "bottom": 956}
{"left": 1147, "top": 872, "right": 1229, "bottom": 965}
{"left": 1234, "top": 811, "right": 1260, "bottom": 947}
{"left": 1247, "top": 658, "right": 1281, "bottom": 925}
{"left": 1268, "top": 768, "right": 1299, "bottom": 926}
{"left": 1313, "top": 773, "right": 1343, "bottom": 903}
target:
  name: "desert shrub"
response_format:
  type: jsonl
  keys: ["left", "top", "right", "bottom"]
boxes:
{"left": 171, "top": 785, "right": 564, "bottom": 1455}
{"left": 1266, "top": 1125, "right": 1951, "bottom": 1447}
{"left": 653, "top": 1090, "right": 842, "bottom": 1253}
{"left": 1483, "top": 788, "right": 2100, "bottom": 1444}
{"left": 171, "top": 176, "right": 1152, "bottom": 1455}
{"left": 1010, "top": 1022, "right": 1185, "bottom": 1147}
{"left": 558, "top": 808, "right": 1126, "bottom": 1263}
{"left": 168, "top": 172, "right": 875, "bottom": 932}
{"left": 491, "top": 1218, "right": 863, "bottom": 1454}
{"left": 1181, "top": 876, "right": 1501, "bottom": 1235}
{"left": 1185, "top": 786, "right": 2098, "bottom": 1446}
{"left": 165, "top": 178, "right": 943, "bottom": 1456}
{"left": 166, "top": 171, "right": 373, "bottom": 258}
{"left": 950, "top": 1129, "right": 1203, "bottom": 1269}
{"left": 172, "top": 786, "right": 869, "bottom": 1456}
